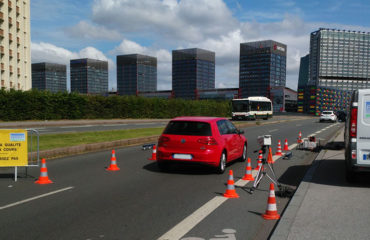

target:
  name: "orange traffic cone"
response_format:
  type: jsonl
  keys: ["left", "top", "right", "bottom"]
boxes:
{"left": 275, "top": 140, "right": 283, "bottom": 156}
{"left": 267, "top": 147, "right": 273, "bottom": 164}
{"left": 148, "top": 145, "right": 157, "bottom": 161}
{"left": 297, "top": 131, "right": 303, "bottom": 143}
{"left": 107, "top": 150, "right": 120, "bottom": 171}
{"left": 283, "top": 139, "right": 289, "bottom": 151}
{"left": 255, "top": 150, "right": 263, "bottom": 171}
{"left": 262, "top": 183, "right": 280, "bottom": 220}
{"left": 35, "top": 158, "right": 53, "bottom": 184}
{"left": 242, "top": 158, "right": 254, "bottom": 181}
{"left": 223, "top": 170, "right": 239, "bottom": 198}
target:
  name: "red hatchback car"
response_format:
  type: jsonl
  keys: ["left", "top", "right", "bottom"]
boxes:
{"left": 157, "top": 116, "right": 247, "bottom": 173}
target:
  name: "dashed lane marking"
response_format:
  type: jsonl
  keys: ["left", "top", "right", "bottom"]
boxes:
{"left": 0, "top": 187, "right": 74, "bottom": 211}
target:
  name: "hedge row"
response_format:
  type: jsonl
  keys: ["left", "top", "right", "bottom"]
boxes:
{"left": 0, "top": 89, "right": 231, "bottom": 121}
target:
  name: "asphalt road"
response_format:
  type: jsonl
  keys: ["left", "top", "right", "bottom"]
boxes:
{"left": 0, "top": 118, "right": 343, "bottom": 240}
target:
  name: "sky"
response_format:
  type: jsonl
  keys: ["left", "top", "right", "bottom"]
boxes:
{"left": 30, "top": 0, "right": 370, "bottom": 92}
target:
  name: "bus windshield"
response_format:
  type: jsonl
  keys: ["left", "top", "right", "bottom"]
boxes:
{"left": 232, "top": 100, "right": 249, "bottom": 112}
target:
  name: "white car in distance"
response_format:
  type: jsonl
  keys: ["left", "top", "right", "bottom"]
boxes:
{"left": 319, "top": 110, "right": 337, "bottom": 122}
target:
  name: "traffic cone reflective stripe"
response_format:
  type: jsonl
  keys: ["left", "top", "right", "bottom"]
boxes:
{"left": 35, "top": 158, "right": 53, "bottom": 184}
{"left": 223, "top": 170, "right": 239, "bottom": 198}
{"left": 275, "top": 140, "right": 282, "bottom": 156}
{"left": 283, "top": 139, "right": 290, "bottom": 151}
{"left": 242, "top": 158, "right": 254, "bottom": 181}
{"left": 297, "top": 131, "right": 303, "bottom": 143}
{"left": 267, "top": 147, "right": 273, "bottom": 164}
{"left": 255, "top": 150, "right": 263, "bottom": 171}
{"left": 149, "top": 145, "right": 157, "bottom": 161}
{"left": 107, "top": 150, "right": 120, "bottom": 171}
{"left": 262, "top": 183, "right": 280, "bottom": 220}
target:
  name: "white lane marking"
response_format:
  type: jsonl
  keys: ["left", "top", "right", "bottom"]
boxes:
{"left": 0, "top": 187, "right": 74, "bottom": 211}
{"left": 158, "top": 142, "right": 297, "bottom": 239}
{"left": 158, "top": 197, "right": 228, "bottom": 240}
{"left": 269, "top": 129, "right": 278, "bottom": 133}
{"left": 59, "top": 125, "right": 92, "bottom": 128}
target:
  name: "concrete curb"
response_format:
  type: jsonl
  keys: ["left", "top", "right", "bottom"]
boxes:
{"left": 270, "top": 128, "right": 344, "bottom": 240}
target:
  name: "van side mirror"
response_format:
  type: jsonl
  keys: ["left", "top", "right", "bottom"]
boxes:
{"left": 238, "top": 130, "right": 244, "bottom": 135}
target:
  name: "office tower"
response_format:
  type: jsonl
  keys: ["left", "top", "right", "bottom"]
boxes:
{"left": 307, "top": 28, "right": 370, "bottom": 114}
{"left": 0, "top": 0, "right": 31, "bottom": 90}
{"left": 309, "top": 28, "right": 370, "bottom": 90}
{"left": 70, "top": 58, "right": 108, "bottom": 95}
{"left": 117, "top": 54, "right": 157, "bottom": 96}
{"left": 239, "top": 40, "right": 287, "bottom": 98}
{"left": 32, "top": 63, "right": 67, "bottom": 92}
{"left": 298, "top": 54, "right": 309, "bottom": 89}
{"left": 172, "top": 48, "right": 215, "bottom": 99}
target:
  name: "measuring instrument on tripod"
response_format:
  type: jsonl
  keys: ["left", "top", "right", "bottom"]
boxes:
{"left": 250, "top": 135, "right": 281, "bottom": 194}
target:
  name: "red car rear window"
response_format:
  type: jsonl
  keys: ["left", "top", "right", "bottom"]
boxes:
{"left": 163, "top": 121, "right": 212, "bottom": 136}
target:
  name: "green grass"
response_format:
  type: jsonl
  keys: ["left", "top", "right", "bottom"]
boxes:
{"left": 28, "top": 127, "right": 164, "bottom": 151}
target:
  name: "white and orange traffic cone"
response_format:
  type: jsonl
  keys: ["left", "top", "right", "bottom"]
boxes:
{"left": 223, "top": 170, "right": 239, "bottom": 198}
{"left": 283, "top": 139, "right": 290, "bottom": 151}
{"left": 262, "top": 183, "right": 280, "bottom": 220}
{"left": 242, "top": 158, "right": 254, "bottom": 181}
{"left": 275, "top": 140, "right": 283, "bottom": 156}
{"left": 35, "top": 158, "right": 53, "bottom": 184}
{"left": 148, "top": 145, "right": 157, "bottom": 161}
{"left": 107, "top": 150, "right": 120, "bottom": 171}
{"left": 255, "top": 150, "right": 263, "bottom": 171}
{"left": 297, "top": 131, "right": 303, "bottom": 143}
{"left": 267, "top": 147, "right": 274, "bottom": 164}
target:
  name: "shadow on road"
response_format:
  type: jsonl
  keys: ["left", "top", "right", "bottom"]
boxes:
{"left": 143, "top": 162, "right": 216, "bottom": 175}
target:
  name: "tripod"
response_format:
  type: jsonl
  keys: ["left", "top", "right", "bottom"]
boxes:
{"left": 250, "top": 145, "right": 281, "bottom": 194}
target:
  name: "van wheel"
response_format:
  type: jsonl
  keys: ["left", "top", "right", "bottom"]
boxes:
{"left": 217, "top": 152, "right": 227, "bottom": 174}
{"left": 239, "top": 144, "right": 247, "bottom": 162}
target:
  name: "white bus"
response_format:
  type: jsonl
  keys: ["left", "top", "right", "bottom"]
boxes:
{"left": 231, "top": 97, "right": 273, "bottom": 120}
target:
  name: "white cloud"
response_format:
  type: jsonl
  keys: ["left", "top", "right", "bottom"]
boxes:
{"left": 64, "top": 21, "right": 122, "bottom": 41}
{"left": 91, "top": 0, "right": 238, "bottom": 43}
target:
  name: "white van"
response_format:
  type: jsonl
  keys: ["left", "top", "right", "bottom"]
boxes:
{"left": 345, "top": 89, "right": 370, "bottom": 182}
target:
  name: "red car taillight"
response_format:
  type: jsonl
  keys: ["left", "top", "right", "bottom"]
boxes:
{"left": 158, "top": 136, "right": 170, "bottom": 146}
{"left": 350, "top": 108, "right": 357, "bottom": 138}
{"left": 197, "top": 137, "right": 218, "bottom": 145}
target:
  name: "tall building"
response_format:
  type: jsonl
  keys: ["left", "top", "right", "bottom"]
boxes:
{"left": 172, "top": 48, "right": 215, "bottom": 99}
{"left": 117, "top": 54, "right": 157, "bottom": 96}
{"left": 239, "top": 40, "right": 287, "bottom": 98}
{"left": 309, "top": 28, "right": 370, "bottom": 90}
{"left": 298, "top": 54, "right": 309, "bottom": 89}
{"left": 0, "top": 0, "right": 31, "bottom": 90}
{"left": 32, "top": 63, "right": 67, "bottom": 92}
{"left": 306, "top": 28, "right": 370, "bottom": 114}
{"left": 70, "top": 58, "right": 108, "bottom": 95}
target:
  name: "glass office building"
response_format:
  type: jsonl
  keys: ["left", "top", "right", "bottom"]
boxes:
{"left": 309, "top": 28, "right": 370, "bottom": 90}
{"left": 239, "top": 40, "right": 287, "bottom": 98}
{"left": 306, "top": 28, "right": 370, "bottom": 114}
{"left": 32, "top": 63, "right": 66, "bottom": 92}
{"left": 172, "top": 48, "right": 215, "bottom": 99}
{"left": 298, "top": 54, "right": 309, "bottom": 89}
{"left": 70, "top": 58, "right": 108, "bottom": 95}
{"left": 117, "top": 54, "right": 157, "bottom": 96}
